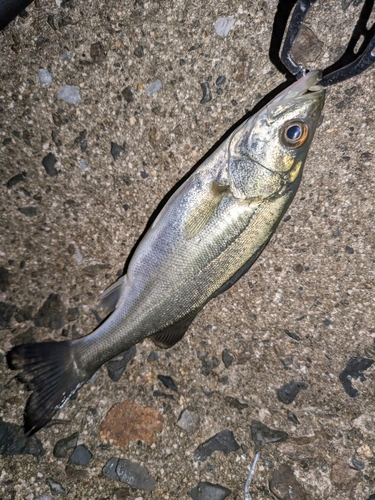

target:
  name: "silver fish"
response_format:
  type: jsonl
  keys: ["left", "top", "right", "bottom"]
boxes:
{"left": 7, "top": 71, "right": 325, "bottom": 435}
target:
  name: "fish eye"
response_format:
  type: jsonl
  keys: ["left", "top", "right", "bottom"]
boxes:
{"left": 281, "top": 120, "right": 309, "bottom": 148}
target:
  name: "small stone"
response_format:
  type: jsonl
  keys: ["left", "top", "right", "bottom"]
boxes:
{"left": 216, "top": 76, "right": 226, "bottom": 86}
{"left": 111, "top": 142, "right": 125, "bottom": 160}
{"left": 140, "top": 170, "right": 149, "bottom": 179}
{"left": 345, "top": 86, "right": 357, "bottom": 97}
{"left": 116, "top": 459, "right": 156, "bottom": 491}
{"left": 34, "top": 293, "right": 66, "bottom": 330}
{"left": 106, "top": 346, "right": 136, "bottom": 382}
{"left": 15, "top": 305, "right": 34, "bottom": 323}
{"left": 251, "top": 420, "right": 288, "bottom": 452}
{"left": 284, "top": 329, "right": 301, "bottom": 341}
{"left": 279, "top": 431, "right": 331, "bottom": 461}
{"left": 148, "top": 125, "right": 166, "bottom": 149}
{"left": 122, "top": 86, "right": 133, "bottom": 103}
{"left": 189, "top": 481, "right": 231, "bottom": 500}
{"left": 276, "top": 381, "right": 307, "bottom": 404}
{"left": 103, "top": 457, "right": 120, "bottom": 481}
{"left": 0, "top": 301, "right": 17, "bottom": 327}
{"left": 39, "top": 68, "right": 53, "bottom": 85}
{"left": 222, "top": 349, "right": 233, "bottom": 368}
{"left": 176, "top": 409, "right": 199, "bottom": 434}
{"left": 53, "top": 432, "right": 79, "bottom": 458}
{"left": 200, "top": 82, "right": 212, "bottom": 104}
{"left": 42, "top": 153, "right": 58, "bottom": 177}
{"left": 333, "top": 229, "right": 340, "bottom": 237}
{"left": 339, "top": 357, "right": 374, "bottom": 398}
{"left": 90, "top": 41, "right": 106, "bottom": 62}
{"left": 82, "top": 263, "right": 108, "bottom": 277}
{"left": 224, "top": 396, "right": 248, "bottom": 411}
{"left": 341, "top": 0, "right": 354, "bottom": 10}
{"left": 58, "top": 85, "right": 81, "bottom": 105}
{"left": 331, "top": 461, "right": 361, "bottom": 490}
{"left": 231, "top": 99, "right": 237, "bottom": 106}
{"left": 147, "top": 80, "right": 162, "bottom": 95}
{"left": 45, "top": 478, "right": 66, "bottom": 496}
{"left": 357, "top": 443, "right": 373, "bottom": 459}
{"left": 80, "top": 159, "right": 87, "bottom": 170}
{"left": 214, "top": 17, "right": 236, "bottom": 37}
{"left": 100, "top": 400, "right": 163, "bottom": 447}
{"left": 157, "top": 374, "right": 177, "bottom": 392}
{"left": 6, "top": 171, "right": 27, "bottom": 188}
{"left": 68, "top": 444, "right": 92, "bottom": 466}
{"left": 290, "top": 25, "right": 323, "bottom": 67}
{"left": 198, "top": 352, "right": 220, "bottom": 375}
{"left": 345, "top": 246, "right": 354, "bottom": 254}
{"left": 323, "top": 318, "right": 332, "bottom": 326}
{"left": 153, "top": 390, "right": 174, "bottom": 399}
{"left": 294, "top": 263, "right": 303, "bottom": 274}
{"left": 351, "top": 456, "right": 365, "bottom": 470}
{"left": 0, "top": 267, "right": 11, "bottom": 292}
{"left": 147, "top": 351, "right": 158, "bottom": 361}
{"left": 194, "top": 429, "right": 240, "bottom": 462}
{"left": 269, "top": 464, "right": 307, "bottom": 500}
{"left": 0, "top": 418, "right": 44, "bottom": 457}
{"left": 18, "top": 206, "right": 39, "bottom": 218}
{"left": 134, "top": 46, "right": 144, "bottom": 57}
{"left": 360, "top": 151, "right": 373, "bottom": 160}
{"left": 287, "top": 410, "right": 299, "bottom": 425}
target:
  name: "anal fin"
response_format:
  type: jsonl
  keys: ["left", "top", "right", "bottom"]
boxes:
{"left": 98, "top": 275, "right": 126, "bottom": 313}
{"left": 150, "top": 311, "right": 199, "bottom": 349}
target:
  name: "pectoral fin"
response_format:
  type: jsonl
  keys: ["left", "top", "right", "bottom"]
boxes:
{"left": 183, "top": 181, "right": 228, "bottom": 239}
{"left": 151, "top": 310, "right": 199, "bottom": 349}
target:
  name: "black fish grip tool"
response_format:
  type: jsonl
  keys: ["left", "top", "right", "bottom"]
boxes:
{"left": 278, "top": 0, "right": 375, "bottom": 86}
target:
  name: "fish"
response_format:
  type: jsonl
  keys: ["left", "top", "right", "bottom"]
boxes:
{"left": 7, "top": 70, "right": 325, "bottom": 435}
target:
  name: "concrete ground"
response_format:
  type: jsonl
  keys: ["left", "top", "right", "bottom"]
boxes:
{"left": 1, "top": 0, "right": 375, "bottom": 498}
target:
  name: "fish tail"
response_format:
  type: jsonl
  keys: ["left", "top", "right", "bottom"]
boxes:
{"left": 7, "top": 340, "right": 87, "bottom": 436}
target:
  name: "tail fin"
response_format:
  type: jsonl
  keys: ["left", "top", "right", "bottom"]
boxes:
{"left": 7, "top": 341, "right": 86, "bottom": 436}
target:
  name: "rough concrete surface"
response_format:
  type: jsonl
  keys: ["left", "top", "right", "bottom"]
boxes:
{"left": 1, "top": 0, "right": 375, "bottom": 499}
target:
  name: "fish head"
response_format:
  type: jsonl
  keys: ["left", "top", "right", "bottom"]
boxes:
{"left": 229, "top": 71, "right": 325, "bottom": 198}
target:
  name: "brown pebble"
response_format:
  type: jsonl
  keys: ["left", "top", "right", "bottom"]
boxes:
{"left": 99, "top": 400, "right": 163, "bottom": 447}
{"left": 269, "top": 464, "right": 307, "bottom": 500}
{"left": 291, "top": 25, "right": 323, "bottom": 67}
{"left": 330, "top": 461, "right": 361, "bottom": 490}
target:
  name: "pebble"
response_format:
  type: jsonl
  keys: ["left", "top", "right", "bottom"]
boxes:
{"left": 122, "top": 86, "right": 134, "bottom": 103}
{"left": 58, "top": 85, "right": 81, "bottom": 105}
{"left": 269, "top": 464, "right": 307, "bottom": 499}
{"left": 222, "top": 349, "right": 233, "bottom": 368}
{"left": 214, "top": 17, "right": 236, "bottom": 37}
{"left": 90, "top": 41, "right": 106, "bottom": 63}
{"left": 357, "top": 443, "right": 373, "bottom": 459}
{"left": 176, "top": 409, "right": 199, "bottom": 434}
{"left": 157, "top": 374, "right": 178, "bottom": 392}
{"left": 82, "top": 263, "right": 108, "bottom": 277}
{"left": 250, "top": 420, "right": 288, "bottom": 452}
{"left": 341, "top": 0, "right": 353, "bottom": 10}
{"left": 147, "top": 80, "right": 162, "bottom": 95}
{"left": 284, "top": 329, "right": 301, "bottom": 341}
{"left": 330, "top": 461, "right": 361, "bottom": 490}
{"left": 134, "top": 46, "right": 144, "bottom": 57}
{"left": 99, "top": 400, "right": 163, "bottom": 447}
{"left": 45, "top": 478, "right": 66, "bottom": 496}
{"left": 290, "top": 25, "right": 323, "bottom": 67}
{"left": 38, "top": 68, "right": 53, "bottom": 85}
{"left": 6, "top": 171, "right": 27, "bottom": 188}
{"left": 339, "top": 357, "right": 374, "bottom": 398}
{"left": 68, "top": 444, "right": 93, "bottom": 466}
{"left": 216, "top": 76, "right": 226, "bottom": 86}
{"left": 0, "top": 301, "right": 17, "bottom": 327}
{"left": 198, "top": 352, "right": 220, "bottom": 375}
{"left": 80, "top": 159, "right": 87, "bottom": 170}
{"left": 53, "top": 432, "right": 79, "bottom": 458}
{"left": 18, "top": 206, "right": 39, "bottom": 218}
{"left": 200, "top": 82, "right": 212, "bottom": 104}
{"left": 34, "top": 293, "right": 66, "bottom": 330}
{"left": 345, "top": 246, "right": 354, "bottom": 254}
{"left": 15, "top": 304, "right": 34, "bottom": 323}
{"left": 194, "top": 429, "right": 240, "bottom": 462}
{"left": 0, "top": 418, "right": 44, "bottom": 457}
{"left": 42, "top": 153, "right": 58, "bottom": 177}
{"left": 0, "top": 267, "right": 10, "bottom": 292}
{"left": 276, "top": 381, "right": 307, "bottom": 404}
{"left": 279, "top": 431, "right": 330, "bottom": 461}
{"left": 103, "top": 457, "right": 156, "bottom": 491}
{"left": 224, "top": 396, "right": 248, "bottom": 411}
{"left": 153, "top": 390, "right": 174, "bottom": 399}
{"left": 351, "top": 455, "right": 365, "bottom": 470}
{"left": 105, "top": 345, "right": 136, "bottom": 382}
{"left": 111, "top": 142, "right": 125, "bottom": 160}
{"left": 189, "top": 481, "right": 231, "bottom": 500}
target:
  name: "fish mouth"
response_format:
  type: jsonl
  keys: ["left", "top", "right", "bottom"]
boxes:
{"left": 267, "top": 70, "right": 325, "bottom": 118}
